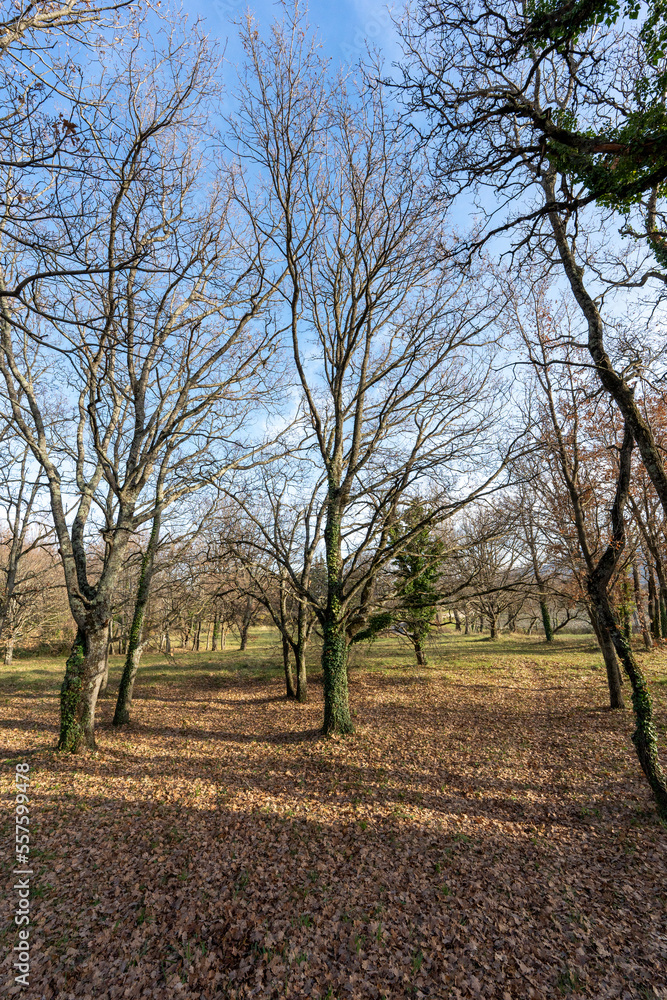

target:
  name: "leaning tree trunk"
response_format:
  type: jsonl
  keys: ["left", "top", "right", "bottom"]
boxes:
{"left": 321, "top": 501, "right": 353, "bottom": 735}
{"left": 592, "top": 583, "right": 667, "bottom": 817}
{"left": 586, "top": 423, "right": 667, "bottom": 815}
{"left": 58, "top": 621, "right": 109, "bottom": 751}
{"left": 547, "top": 172, "right": 667, "bottom": 525}
{"left": 113, "top": 510, "right": 160, "bottom": 726}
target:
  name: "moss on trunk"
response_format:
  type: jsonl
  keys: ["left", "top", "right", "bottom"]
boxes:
{"left": 321, "top": 619, "right": 353, "bottom": 735}
{"left": 58, "top": 629, "right": 87, "bottom": 751}
{"left": 540, "top": 599, "right": 554, "bottom": 643}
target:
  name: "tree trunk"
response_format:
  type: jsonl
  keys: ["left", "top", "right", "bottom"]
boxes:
{"left": 648, "top": 566, "right": 660, "bottom": 639}
{"left": 588, "top": 606, "right": 624, "bottom": 708}
{"left": 58, "top": 622, "right": 109, "bottom": 751}
{"left": 296, "top": 641, "right": 308, "bottom": 703}
{"left": 114, "top": 642, "right": 142, "bottom": 725}
{"left": 414, "top": 638, "right": 427, "bottom": 666}
{"left": 540, "top": 598, "right": 554, "bottom": 642}
{"left": 165, "top": 631, "right": 171, "bottom": 654}
{"left": 99, "top": 625, "right": 110, "bottom": 694}
{"left": 619, "top": 574, "right": 633, "bottom": 644}
{"left": 295, "top": 604, "right": 308, "bottom": 703}
{"left": 322, "top": 502, "right": 353, "bottom": 735}
{"left": 546, "top": 171, "right": 667, "bottom": 524}
{"left": 113, "top": 512, "right": 160, "bottom": 726}
{"left": 633, "top": 562, "right": 653, "bottom": 650}
{"left": 591, "top": 583, "right": 667, "bottom": 817}
{"left": 585, "top": 423, "right": 667, "bottom": 815}
{"left": 220, "top": 625, "right": 227, "bottom": 651}
{"left": 322, "top": 616, "right": 352, "bottom": 734}
{"left": 283, "top": 634, "right": 297, "bottom": 699}
{"left": 211, "top": 614, "right": 220, "bottom": 652}
{"left": 239, "top": 622, "right": 249, "bottom": 651}
{"left": 488, "top": 615, "right": 497, "bottom": 639}
{"left": 1, "top": 595, "right": 16, "bottom": 664}
{"left": 453, "top": 609, "right": 462, "bottom": 631}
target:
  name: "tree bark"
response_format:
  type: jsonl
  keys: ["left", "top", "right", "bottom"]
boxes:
{"left": 211, "top": 614, "right": 220, "bottom": 652}
{"left": 322, "top": 617, "right": 352, "bottom": 734}
{"left": 590, "top": 606, "right": 625, "bottom": 709}
{"left": 295, "top": 640, "right": 308, "bottom": 703}
{"left": 321, "top": 501, "right": 353, "bottom": 735}
{"left": 283, "top": 634, "right": 297, "bottom": 699}
{"left": 591, "top": 582, "right": 667, "bottom": 816}
{"left": 99, "top": 625, "right": 110, "bottom": 694}
{"left": 113, "top": 510, "right": 160, "bottom": 726}
{"left": 58, "top": 622, "right": 109, "bottom": 751}
{"left": 295, "top": 601, "right": 308, "bottom": 703}
{"left": 585, "top": 424, "right": 667, "bottom": 815}
{"left": 414, "top": 639, "right": 427, "bottom": 666}
{"left": 539, "top": 599, "right": 554, "bottom": 642}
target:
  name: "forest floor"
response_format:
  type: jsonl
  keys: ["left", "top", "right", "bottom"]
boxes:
{"left": 1, "top": 630, "right": 667, "bottom": 1000}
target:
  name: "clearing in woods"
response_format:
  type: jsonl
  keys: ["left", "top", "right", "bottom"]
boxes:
{"left": 1, "top": 630, "right": 666, "bottom": 999}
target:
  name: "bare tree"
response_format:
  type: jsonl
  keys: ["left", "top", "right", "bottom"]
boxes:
{"left": 396, "top": 2, "right": 667, "bottom": 529}
{"left": 0, "top": 422, "right": 54, "bottom": 660}
{"left": 514, "top": 287, "right": 632, "bottom": 705}
{"left": 0, "top": 1, "right": 136, "bottom": 52}
{"left": 229, "top": 6, "right": 519, "bottom": 734}
{"left": 442, "top": 501, "right": 532, "bottom": 638}
{"left": 219, "top": 466, "right": 325, "bottom": 701}
{"left": 0, "top": 31, "right": 281, "bottom": 750}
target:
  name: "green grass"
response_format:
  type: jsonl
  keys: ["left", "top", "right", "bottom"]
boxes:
{"left": 1, "top": 627, "right": 665, "bottom": 708}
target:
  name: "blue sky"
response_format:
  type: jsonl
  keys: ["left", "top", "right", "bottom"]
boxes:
{"left": 183, "top": 0, "right": 401, "bottom": 71}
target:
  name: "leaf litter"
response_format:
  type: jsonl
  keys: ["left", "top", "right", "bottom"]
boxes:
{"left": 1, "top": 640, "right": 666, "bottom": 999}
